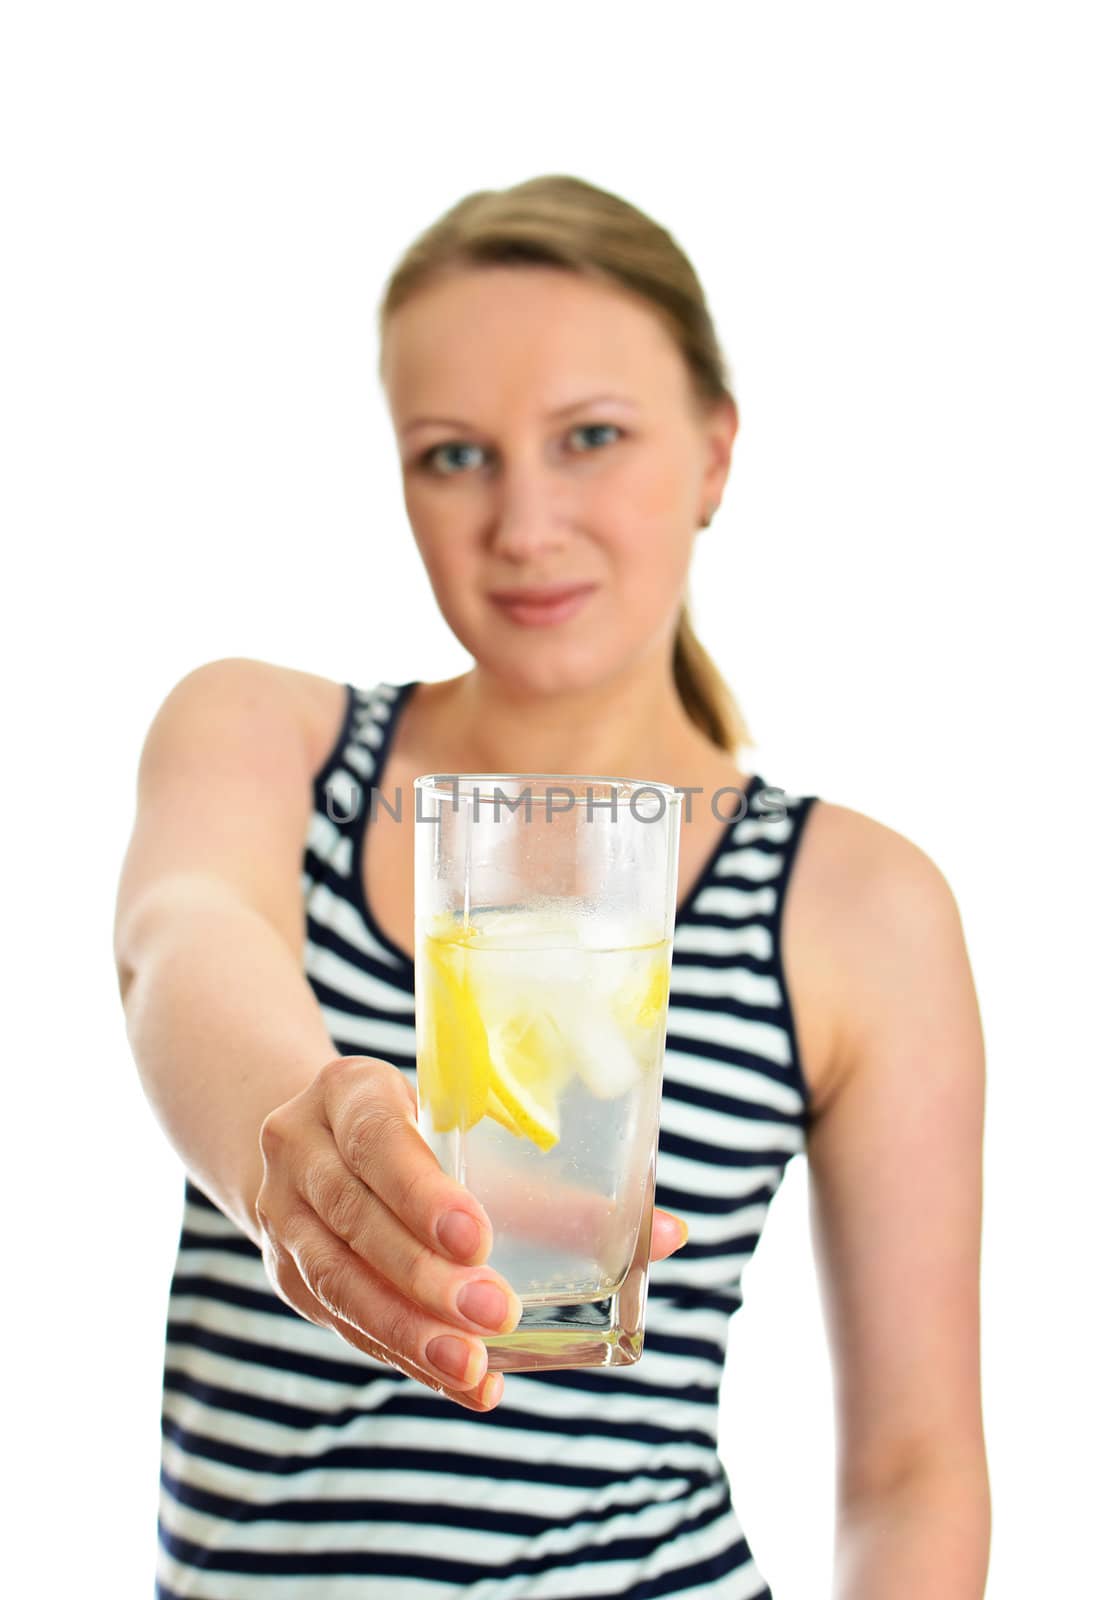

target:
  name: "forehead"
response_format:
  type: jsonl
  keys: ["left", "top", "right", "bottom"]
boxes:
{"left": 381, "top": 265, "right": 688, "bottom": 413}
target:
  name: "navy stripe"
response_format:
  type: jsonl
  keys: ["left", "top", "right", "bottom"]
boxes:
{"left": 161, "top": 1408, "right": 720, "bottom": 1481}
{"left": 158, "top": 1486, "right": 733, "bottom": 1581}
{"left": 664, "top": 1032, "right": 806, "bottom": 1096}
{"left": 160, "top": 1462, "right": 720, "bottom": 1536}
{"left": 164, "top": 1322, "right": 723, "bottom": 1447}
{"left": 306, "top": 972, "right": 415, "bottom": 1022}
{"left": 178, "top": 1229, "right": 260, "bottom": 1261}
{"left": 653, "top": 1177, "right": 778, "bottom": 1215}
{"left": 662, "top": 1072, "right": 803, "bottom": 1126}
{"left": 659, "top": 1126, "right": 800, "bottom": 1168}
{"left": 168, "top": 1274, "right": 303, "bottom": 1321}
{"left": 304, "top": 914, "right": 413, "bottom": 985}
{"left": 620, "top": 1534, "right": 768, "bottom": 1600}
{"left": 671, "top": 947, "right": 775, "bottom": 973}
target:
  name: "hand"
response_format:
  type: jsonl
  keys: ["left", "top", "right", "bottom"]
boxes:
{"left": 255, "top": 1055, "right": 688, "bottom": 1412}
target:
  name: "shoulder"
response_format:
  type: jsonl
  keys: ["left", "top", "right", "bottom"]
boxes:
{"left": 783, "top": 798, "right": 973, "bottom": 1115}
{"left": 157, "top": 656, "right": 350, "bottom": 777}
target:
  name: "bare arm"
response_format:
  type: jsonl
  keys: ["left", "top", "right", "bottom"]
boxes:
{"left": 114, "top": 658, "right": 691, "bottom": 1414}
{"left": 113, "top": 657, "right": 337, "bottom": 1247}
{"left": 794, "top": 806, "right": 991, "bottom": 1599}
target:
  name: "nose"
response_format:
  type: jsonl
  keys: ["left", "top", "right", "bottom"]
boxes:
{"left": 486, "top": 459, "right": 570, "bottom": 563}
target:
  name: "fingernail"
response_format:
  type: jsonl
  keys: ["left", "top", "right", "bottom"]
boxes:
{"left": 674, "top": 1217, "right": 690, "bottom": 1249}
{"left": 479, "top": 1371, "right": 504, "bottom": 1407}
{"left": 457, "top": 1279, "right": 512, "bottom": 1332}
{"left": 436, "top": 1210, "right": 482, "bottom": 1262}
{"left": 427, "top": 1334, "right": 485, "bottom": 1386}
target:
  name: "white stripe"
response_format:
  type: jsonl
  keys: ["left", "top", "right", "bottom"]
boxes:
{"left": 503, "top": 1488, "right": 750, "bottom": 1600}
{"left": 669, "top": 960, "right": 782, "bottom": 1010}
{"left": 323, "top": 768, "right": 363, "bottom": 820}
{"left": 161, "top": 1365, "right": 721, "bottom": 1479}
{"left": 158, "top": 1465, "right": 728, "bottom": 1562}
{"left": 343, "top": 742, "right": 372, "bottom": 777}
{"left": 713, "top": 843, "right": 786, "bottom": 883}
{"left": 637, "top": 1298, "right": 733, "bottom": 1344}
{"left": 734, "top": 810, "right": 798, "bottom": 842}
{"left": 692, "top": 884, "right": 778, "bottom": 920}
{"left": 654, "top": 1150, "right": 785, "bottom": 1200}
{"left": 167, "top": 1288, "right": 393, "bottom": 1372}
{"left": 165, "top": 1293, "right": 723, "bottom": 1429}
{"left": 155, "top": 1548, "right": 461, "bottom": 1600}
{"left": 662, "top": 1093, "right": 803, "bottom": 1155}
{"left": 664, "top": 1046, "right": 804, "bottom": 1117}
{"left": 159, "top": 1436, "right": 704, "bottom": 1541}
{"left": 305, "top": 942, "right": 415, "bottom": 1016}
{"left": 358, "top": 691, "right": 394, "bottom": 721}
{"left": 678, "top": 1202, "right": 770, "bottom": 1248}
{"left": 665, "top": 1003, "right": 794, "bottom": 1068}
{"left": 303, "top": 881, "right": 407, "bottom": 971}
{"left": 646, "top": 1254, "right": 752, "bottom": 1294}
{"left": 361, "top": 684, "right": 396, "bottom": 710}
{"left": 318, "top": 1006, "right": 415, "bottom": 1058}
{"left": 168, "top": 1336, "right": 397, "bottom": 1434}
{"left": 305, "top": 810, "right": 348, "bottom": 870}
{"left": 673, "top": 922, "right": 771, "bottom": 959}
{"left": 179, "top": 1198, "right": 249, "bottom": 1241}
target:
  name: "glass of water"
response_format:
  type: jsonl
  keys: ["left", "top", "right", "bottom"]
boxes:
{"left": 413, "top": 773, "right": 681, "bottom": 1373}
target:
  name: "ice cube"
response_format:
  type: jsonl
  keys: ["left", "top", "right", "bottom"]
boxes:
{"left": 556, "top": 999, "right": 643, "bottom": 1100}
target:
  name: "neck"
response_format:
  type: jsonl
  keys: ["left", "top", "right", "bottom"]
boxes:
{"left": 426, "top": 652, "right": 713, "bottom": 784}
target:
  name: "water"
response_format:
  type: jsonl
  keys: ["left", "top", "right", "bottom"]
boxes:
{"left": 414, "top": 908, "right": 671, "bottom": 1307}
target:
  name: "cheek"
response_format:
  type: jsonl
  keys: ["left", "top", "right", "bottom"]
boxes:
{"left": 624, "top": 535, "right": 693, "bottom": 606}
{"left": 594, "top": 446, "right": 698, "bottom": 539}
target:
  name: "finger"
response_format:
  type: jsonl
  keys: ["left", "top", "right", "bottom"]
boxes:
{"left": 293, "top": 1126, "right": 523, "bottom": 1337}
{"left": 281, "top": 1203, "right": 503, "bottom": 1399}
{"left": 650, "top": 1209, "right": 690, "bottom": 1260}
{"left": 320, "top": 1057, "right": 494, "bottom": 1264}
{"left": 268, "top": 1236, "right": 506, "bottom": 1413}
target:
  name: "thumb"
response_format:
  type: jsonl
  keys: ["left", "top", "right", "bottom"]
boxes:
{"left": 650, "top": 1209, "right": 690, "bottom": 1261}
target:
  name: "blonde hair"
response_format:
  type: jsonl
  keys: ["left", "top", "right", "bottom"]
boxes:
{"left": 377, "top": 174, "right": 751, "bottom": 756}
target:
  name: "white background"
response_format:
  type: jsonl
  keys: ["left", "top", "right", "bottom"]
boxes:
{"left": 3, "top": 3, "right": 1103, "bottom": 1594}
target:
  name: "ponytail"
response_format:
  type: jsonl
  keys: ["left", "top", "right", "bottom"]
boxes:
{"left": 672, "top": 600, "right": 751, "bottom": 756}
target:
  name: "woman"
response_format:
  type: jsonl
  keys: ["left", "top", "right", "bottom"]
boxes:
{"left": 115, "top": 175, "right": 990, "bottom": 1598}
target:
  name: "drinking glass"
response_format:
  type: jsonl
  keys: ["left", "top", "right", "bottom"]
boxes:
{"left": 412, "top": 772, "right": 681, "bottom": 1373}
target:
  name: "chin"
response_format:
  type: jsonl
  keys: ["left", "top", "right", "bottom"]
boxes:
{"left": 478, "top": 636, "right": 617, "bottom": 697}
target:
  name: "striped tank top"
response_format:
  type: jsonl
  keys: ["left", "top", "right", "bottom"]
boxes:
{"left": 158, "top": 679, "right": 820, "bottom": 1599}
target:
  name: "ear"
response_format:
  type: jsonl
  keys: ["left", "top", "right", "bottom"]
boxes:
{"left": 700, "top": 394, "right": 739, "bottom": 516}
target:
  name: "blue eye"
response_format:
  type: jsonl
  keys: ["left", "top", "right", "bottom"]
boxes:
{"left": 421, "top": 442, "right": 486, "bottom": 476}
{"left": 417, "top": 422, "right": 623, "bottom": 477}
{"left": 568, "top": 423, "right": 622, "bottom": 451}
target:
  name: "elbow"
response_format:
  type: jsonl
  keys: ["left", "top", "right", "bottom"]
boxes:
{"left": 112, "top": 875, "right": 195, "bottom": 1014}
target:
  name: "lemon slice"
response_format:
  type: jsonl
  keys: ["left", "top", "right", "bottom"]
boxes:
{"left": 484, "top": 1083, "right": 526, "bottom": 1137}
{"left": 484, "top": 1010, "right": 568, "bottom": 1152}
{"left": 612, "top": 953, "right": 670, "bottom": 1033}
{"left": 419, "top": 934, "right": 491, "bottom": 1133}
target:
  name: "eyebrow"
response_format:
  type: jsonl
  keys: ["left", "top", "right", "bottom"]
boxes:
{"left": 400, "top": 392, "right": 638, "bottom": 438}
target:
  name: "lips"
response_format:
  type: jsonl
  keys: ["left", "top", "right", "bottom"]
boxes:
{"left": 489, "top": 583, "right": 595, "bottom": 604}
{"left": 488, "top": 583, "right": 596, "bottom": 627}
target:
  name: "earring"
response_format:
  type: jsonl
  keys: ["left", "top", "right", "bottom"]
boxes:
{"left": 700, "top": 502, "right": 718, "bottom": 528}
